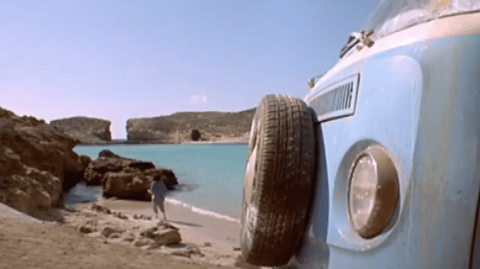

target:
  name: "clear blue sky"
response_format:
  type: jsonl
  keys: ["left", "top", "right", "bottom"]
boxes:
{"left": 0, "top": 0, "right": 378, "bottom": 139}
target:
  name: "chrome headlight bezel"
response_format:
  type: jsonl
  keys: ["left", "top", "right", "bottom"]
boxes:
{"left": 347, "top": 146, "right": 399, "bottom": 239}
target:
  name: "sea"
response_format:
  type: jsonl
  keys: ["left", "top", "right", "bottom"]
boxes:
{"left": 67, "top": 144, "right": 248, "bottom": 222}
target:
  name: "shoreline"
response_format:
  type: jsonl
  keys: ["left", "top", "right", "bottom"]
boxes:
{"left": 96, "top": 198, "right": 242, "bottom": 248}
{"left": 76, "top": 140, "right": 248, "bottom": 146}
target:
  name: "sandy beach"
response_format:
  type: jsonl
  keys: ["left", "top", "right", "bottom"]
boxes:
{"left": 98, "top": 198, "right": 241, "bottom": 247}
{"left": 0, "top": 200, "right": 257, "bottom": 269}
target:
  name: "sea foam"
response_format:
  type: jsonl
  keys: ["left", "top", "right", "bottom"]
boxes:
{"left": 166, "top": 198, "right": 240, "bottom": 224}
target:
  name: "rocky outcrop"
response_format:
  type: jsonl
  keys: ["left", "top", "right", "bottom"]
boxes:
{"left": 0, "top": 107, "right": 90, "bottom": 213}
{"left": 126, "top": 108, "right": 255, "bottom": 143}
{"left": 84, "top": 149, "right": 178, "bottom": 200}
{"left": 50, "top": 117, "right": 112, "bottom": 144}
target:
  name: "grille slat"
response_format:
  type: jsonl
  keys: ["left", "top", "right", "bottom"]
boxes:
{"left": 307, "top": 74, "right": 360, "bottom": 122}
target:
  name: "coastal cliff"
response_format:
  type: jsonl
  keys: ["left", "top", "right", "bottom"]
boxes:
{"left": 126, "top": 108, "right": 256, "bottom": 143}
{"left": 50, "top": 116, "right": 112, "bottom": 144}
{"left": 0, "top": 107, "right": 90, "bottom": 213}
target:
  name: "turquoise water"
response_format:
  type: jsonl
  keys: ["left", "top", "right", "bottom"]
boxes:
{"left": 73, "top": 144, "right": 248, "bottom": 220}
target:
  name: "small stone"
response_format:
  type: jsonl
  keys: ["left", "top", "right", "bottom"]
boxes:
{"left": 156, "top": 221, "right": 179, "bottom": 230}
{"left": 116, "top": 212, "right": 128, "bottom": 220}
{"left": 122, "top": 237, "right": 135, "bottom": 243}
{"left": 152, "top": 229, "right": 181, "bottom": 245}
{"left": 140, "top": 226, "right": 157, "bottom": 239}
{"left": 147, "top": 241, "right": 161, "bottom": 250}
{"left": 109, "top": 233, "right": 122, "bottom": 239}
{"left": 65, "top": 206, "right": 77, "bottom": 212}
{"left": 101, "top": 226, "right": 124, "bottom": 238}
{"left": 90, "top": 203, "right": 111, "bottom": 214}
{"left": 202, "top": 242, "right": 212, "bottom": 247}
{"left": 108, "top": 237, "right": 123, "bottom": 244}
{"left": 78, "top": 223, "right": 97, "bottom": 234}
{"left": 86, "top": 231, "right": 102, "bottom": 238}
{"left": 171, "top": 250, "right": 191, "bottom": 258}
{"left": 233, "top": 246, "right": 241, "bottom": 251}
{"left": 133, "top": 237, "right": 154, "bottom": 248}
{"left": 186, "top": 243, "right": 203, "bottom": 256}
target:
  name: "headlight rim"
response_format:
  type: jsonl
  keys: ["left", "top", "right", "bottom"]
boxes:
{"left": 347, "top": 146, "right": 400, "bottom": 239}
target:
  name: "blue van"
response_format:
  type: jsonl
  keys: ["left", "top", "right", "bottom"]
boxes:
{"left": 240, "top": 1, "right": 480, "bottom": 268}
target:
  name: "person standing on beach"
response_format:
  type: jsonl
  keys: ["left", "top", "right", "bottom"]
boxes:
{"left": 148, "top": 175, "right": 168, "bottom": 221}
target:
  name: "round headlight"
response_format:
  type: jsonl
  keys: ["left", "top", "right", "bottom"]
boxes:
{"left": 348, "top": 146, "right": 399, "bottom": 239}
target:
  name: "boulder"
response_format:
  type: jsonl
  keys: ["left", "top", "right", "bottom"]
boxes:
{"left": 128, "top": 161, "right": 155, "bottom": 171}
{"left": 84, "top": 150, "right": 178, "bottom": 200}
{"left": 83, "top": 157, "right": 124, "bottom": 185}
{"left": 64, "top": 154, "right": 91, "bottom": 191}
{"left": 103, "top": 172, "right": 151, "bottom": 200}
{"left": 50, "top": 116, "right": 112, "bottom": 144}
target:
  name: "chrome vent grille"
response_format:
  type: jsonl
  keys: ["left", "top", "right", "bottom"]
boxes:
{"left": 307, "top": 74, "right": 360, "bottom": 122}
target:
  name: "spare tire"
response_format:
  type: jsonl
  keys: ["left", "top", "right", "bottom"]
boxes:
{"left": 240, "top": 94, "right": 316, "bottom": 266}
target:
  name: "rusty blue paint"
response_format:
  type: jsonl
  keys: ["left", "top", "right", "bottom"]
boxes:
{"left": 286, "top": 34, "right": 480, "bottom": 269}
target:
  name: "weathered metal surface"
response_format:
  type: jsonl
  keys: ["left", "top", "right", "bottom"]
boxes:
{"left": 290, "top": 34, "right": 480, "bottom": 269}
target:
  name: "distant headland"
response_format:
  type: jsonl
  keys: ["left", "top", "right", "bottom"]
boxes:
{"left": 50, "top": 109, "right": 256, "bottom": 145}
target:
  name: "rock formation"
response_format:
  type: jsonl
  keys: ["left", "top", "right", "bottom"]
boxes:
{"left": 84, "top": 149, "right": 178, "bottom": 200}
{"left": 126, "top": 108, "right": 255, "bottom": 143}
{"left": 0, "top": 107, "right": 90, "bottom": 213}
{"left": 50, "top": 116, "right": 112, "bottom": 144}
